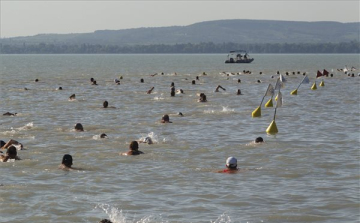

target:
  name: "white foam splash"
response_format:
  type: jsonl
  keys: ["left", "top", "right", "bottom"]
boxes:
{"left": 221, "top": 106, "right": 235, "bottom": 113}
{"left": 154, "top": 93, "right": 164, "bottom": 100}
{"left": 211, "top": 212, "right": 232, "bottom": 223}
{"left": 16, "top": 122, "right": 34, "bottom": 131}
{"left": 204, "top": 107, "right": 234, "bottom": 114}
{"left": 139, "top": 132, "right": 159, "bottom": 144}
{"left": 95, "top": 204, "right": 168, "bottom": 223}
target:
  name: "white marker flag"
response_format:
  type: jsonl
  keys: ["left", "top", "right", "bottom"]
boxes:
{"left": 265, "top": 84, "right": 275, "bottom": 96}
{"left": 302, "top": 75, "right": 310, "bottom": 84}
{"left": 276, "top": 92, "right": 283, "bottom": 108}
{"left": 275, "top": 78, "right": 282, "bottom": 90}
{"left": 279, "top": 74, "right": 287, "bottom": 83}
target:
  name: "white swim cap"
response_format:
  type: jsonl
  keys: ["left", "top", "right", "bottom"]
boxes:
{"left": 226, "top": 157, "right": 237, "bottom": 167}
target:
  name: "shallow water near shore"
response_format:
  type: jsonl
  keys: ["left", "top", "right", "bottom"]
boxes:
{"left": 0, "top": 54, "right": 359, "bottom": 223}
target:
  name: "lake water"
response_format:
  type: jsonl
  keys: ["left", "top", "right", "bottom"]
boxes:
{"left": 0, "top": 54, "right": 359, "bottom": 223}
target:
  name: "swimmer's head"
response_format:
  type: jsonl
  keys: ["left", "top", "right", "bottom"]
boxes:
{"left": 35, "top": 79, "right": 39, "bottom": 82}
{"left": 99, "top": 219, "right": 113, "bottom": 223}
{"left": 74, "top": 123, "right": 84, "bottom": 132}
{"left": 90, "top": 78, "right": 94, "bottom": 82}
{"left": 57, "top": 87, "right": 63, "bottom": 90}
{"left": 178, "top": 112, "right": 183, "bottom": 116}
{"left": 255, "top": 137, "right": 264, "bottom": 143}
{"left": 0, "top": 140, "right": 5, "bottom": 148}
{"left": 257, "top": 80, "right": 261, "bottom": 83}
{"left": 140, "top": 78, "right": 144, "bottom": 83}
{"left": 103, "top": 101, "right": 108, "bottom": 108}
{"left": 192, "top": 80, "right": 196, "bottom": 85}
{"left": 162, "top": 114, "right": 170, "bottom": 123}
{"left": 226, "top": 157, "right": 237, "bottom": 169}
{"left": 69, "top": 94, "right": 76, "bottom": 100}
{"left": 143, "top": 137, "right": 153, "bottom": 144}
{"left": 6, "top": 146, "right": 17, "bottom": 159}
{"left": 100, "top": 133, "right": 108, "bottom": 138}
{"left": 62, "top": 154, "right": 73, "bottom": 167}
{"left": 129, "top": 141, "right": 139, "bottom": 151}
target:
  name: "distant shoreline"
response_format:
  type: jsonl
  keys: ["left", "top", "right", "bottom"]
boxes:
{"left": 0, "top": 41, "right": 359, "bottom": 54}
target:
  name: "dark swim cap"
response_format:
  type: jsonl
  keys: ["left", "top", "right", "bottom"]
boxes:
{"left": 62, "top": 154, "right": 73, "bottom": 165}
{"left": 0, "top": 140, "right": 5, "bottom": 148}
{"left": 255, "top": 137, "right": 264, "bottom": 143}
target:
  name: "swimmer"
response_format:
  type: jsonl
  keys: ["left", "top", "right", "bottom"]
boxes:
{"left": 114, "top": 79, "right": 120, "bottom": 84}
{"left": 90, "top": 78, "right": 95, "bottom": 83}
{"left": 35, "top": 79, "right": 39, "bottom": 82}
{"left": 238, "top": 79, "right": 241, "bottom": 83}
{"left": 56, "top": 87, "right": 63, "bottom": 90}
{"left": 192, "top": 80, "right": 196, "bottom": 85}
{"left": 69, "top": 94, "right": 76, "bottom": 100}
{"left": 3, "top": 112, "right": 17, "bottom": 116}
{"left": 139, "top": 136, "right": 153, "bottom": 145}
{"left": 99, "top": 219, "right": 113, "bottom": 223}
{"left": 103, "top": 101, "right": 116, "bottom": 109}
{"left": 178, "top": 112, "right": 183, "bottom": 116}
{"left": 236, "top": 89, "right": 242, "bottom": 95}
{"left": 255, "top": 137, "right": 264, "bottom": 143}
{"left": 1, "top": 139, "right": 23, "bottom": 150}
{"left": 147, "top": 87, "right": 154, "bottom": 94}
{"left": 198, "top": 93, "right": 207, "bottom": 102}
{"left": 92, "top": 80, "right": 98, "bottom": 85}
{"left": 0, "top": 146, "right": 21, "bottom": 162}
{"left": 140, "top": 78, "right": 144, "bottom": 83}
{"left": 161, "top": 114, "right": 172, "bottom": 123}
{"left": 177, "top": 89, "right": 184, "bottom": 94}
{"left": 121, "top": 141, "right": 144, "bottom": 156}
{"left": 150, "top": 73, "right": 158, "bottom": 77}
{"left": 257, "top": 80, "right": 261, "bottom": 83}
{"left": 171, "top": 86, "right": 176, "bottom": 95}
{"left": 218, "top": 157, "right": 238, "bottom": 173}
{"left": 100, "top": 133, "right": 108, "bottom": 139}
{"left": 215, "top": 85, "right": 226, "bottom": 92}
{"left": 74, "top": 123, "right": 84, "bottom": 132}
{"left": 59, "top": 154, "right": 74, "bottom": 170}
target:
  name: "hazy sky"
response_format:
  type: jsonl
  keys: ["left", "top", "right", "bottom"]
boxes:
{"left": 1, "top": 0, "right": 359, "bottom": 38}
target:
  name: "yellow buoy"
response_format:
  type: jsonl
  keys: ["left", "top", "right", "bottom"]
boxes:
{"left": 266, "top": 120, "right": 278, "bottom": 134}
{"left": 264, "top": 98, "right": 273, "bottom": 107}
{"left": 311, "top": 82, "right": 317, "bottom": 90}
{"left": 290, "top": 89, "right": 298, "bottom": 95}
{"left": 252, "top": 106, "right": 261, "bottom": 117}
{"left": 319, "top": 80, "right": 324, "bottom": 87}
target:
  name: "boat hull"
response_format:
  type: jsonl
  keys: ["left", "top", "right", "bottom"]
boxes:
{"left": 225, "top": 58, "right": 254, "bottom": 64}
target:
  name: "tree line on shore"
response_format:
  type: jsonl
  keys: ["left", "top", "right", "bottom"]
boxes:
{"left": 0, "top": 41, "right": 359, "bottom": 54}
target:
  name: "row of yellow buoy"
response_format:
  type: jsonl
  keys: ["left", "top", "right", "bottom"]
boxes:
{"left": 252, "top": 71, "right": 326, "bottom": 134}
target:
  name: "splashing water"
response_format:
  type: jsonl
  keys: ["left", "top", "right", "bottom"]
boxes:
{"left": 16, "top": 122, "right": 34, "bottom": 131}
{"left": 211, "top": 212, "right": 232, "bottom": 223}
{"left": 221, "top": 106, "right": 235, "bottom": 113}
{"left": 95, "top": 204, "right": 168, "bottom": 223}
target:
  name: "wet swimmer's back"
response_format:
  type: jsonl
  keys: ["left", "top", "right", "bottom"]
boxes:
{"left": 218, "top": 157, "right": 238, "bottom": 173}
{"left": 121, "top": 141, "right": 144, "bottom": 156}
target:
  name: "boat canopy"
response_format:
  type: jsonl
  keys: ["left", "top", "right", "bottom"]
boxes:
{"left": 229, "top": 50, "right": 248, "bottom": 53}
